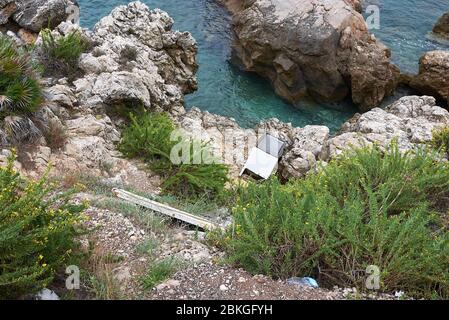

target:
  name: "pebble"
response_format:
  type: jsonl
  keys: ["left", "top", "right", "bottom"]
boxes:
{"left": 174, "top": 233, "right": 186, "bottom": 241}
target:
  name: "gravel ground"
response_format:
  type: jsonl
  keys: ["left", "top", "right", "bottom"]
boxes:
{"left": 147, "top": 263, "right": 345, "bottom": 300}
{"left": 72, "top": 193, "right": 404, "bottom": 301}
{"left": 78, "top": 196, "right": 349, "bottom": 300}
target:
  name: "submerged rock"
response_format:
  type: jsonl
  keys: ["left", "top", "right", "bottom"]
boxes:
{"left": 229, "top": 0, "right": 399, "bottom": 111}
{"left": 409, "top": 51, "right": 449, "bottom": 106}
{"left": 433, "top": 12, "right": 449, "bottom": 39}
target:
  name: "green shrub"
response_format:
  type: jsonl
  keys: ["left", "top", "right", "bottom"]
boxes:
{"left": 224, "top": 144, "right": 449, "bottom": 298}
{"left": 431, "top": 126, "right": 449, "bottom": 155}
{"left": 40, "top": 29, "right": 88, "bottom": 78}
{"left": 0, "top": 36, "right": 42, "bottom": 119}
{"left": 119, "top": 112, "right": 175, "bottom": 161}
{"left": 0, "top": 153, "right": 87, "bottom": 299}
{"left": 119, "top": 112, "right": 229, "bottom": 199}
{"left": 160, "top": 161, "right": 229, "bottom": 199}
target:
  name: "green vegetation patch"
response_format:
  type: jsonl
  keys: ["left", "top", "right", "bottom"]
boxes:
{"left": 40, "top": 29, "right": 89, "bottom": 79}
{"left": 119, "top": 112, "right": 229, "bottom": 200}
{"left": 431, "top": 126, "right": 449, "bottom": 156}
{"left": 140, "top": 258, "right": 178, "bottom": 291}
{"left": 0, "top": 36, "right": 42, "bottom": 119}
{"left": 222, "top": 144, "right": 449, "bottom": 298}
{"left": 0, "top": 153, "right": 87, "bottom": 299}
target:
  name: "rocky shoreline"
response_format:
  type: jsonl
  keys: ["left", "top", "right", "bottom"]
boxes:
{"left": 0, "top": 0, "right": 448, "bottom": 182}
{"left": 0, "top": 0, "right": 449, "bottom": 301}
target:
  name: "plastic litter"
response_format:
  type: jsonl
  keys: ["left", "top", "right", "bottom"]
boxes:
{"left": 35, "top": 288, "right": 60, "bottom": 300}
{"left": 287, "top": 277, "right": 319, "bottom": 288}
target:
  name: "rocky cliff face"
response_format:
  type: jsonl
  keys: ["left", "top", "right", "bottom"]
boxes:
{"left": 74, "top": 2, "right": 198, "bottom": 115}
{"left": 409, "top": 51, "right": 449, "bottom": 106}
{"left": 1, "top": 0, "right": 77, "bottom": 49}
{"left": 229, "top": 0, "right": 400, "bottom": 112}
{"left": 1, "top": 2, "right": 198, "bottom": 184}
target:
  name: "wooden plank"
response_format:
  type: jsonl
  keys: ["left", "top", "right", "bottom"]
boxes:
{"left": 112, "top": 188, "right": 224, "bottom": 231}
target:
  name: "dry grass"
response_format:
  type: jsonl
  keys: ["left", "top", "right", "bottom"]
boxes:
{"left": 83, "top": 241, "right": 124, "bottom": 300}
{"left": 43, "top": 119, "right": 67, "bottom": 151}
{"left": 59, "top": 171, "right": 82, "bottom": 190}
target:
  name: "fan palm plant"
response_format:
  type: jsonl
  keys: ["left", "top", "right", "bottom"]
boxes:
{"left": 0, "top": 36, "right": 42, "bottom": 117}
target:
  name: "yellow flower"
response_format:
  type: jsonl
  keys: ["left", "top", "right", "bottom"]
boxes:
{"left": 38, "top": 254, "right": 44, "bottom": 260}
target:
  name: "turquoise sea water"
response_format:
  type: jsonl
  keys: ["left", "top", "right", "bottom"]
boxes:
{"left": 78, "top": 0, "right": 448, "bottom": 131}
{"left": 363, "top": 0, "right": 448, "bottom": 73}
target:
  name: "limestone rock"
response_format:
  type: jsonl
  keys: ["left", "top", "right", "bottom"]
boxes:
{"left": 13, "top": 0, "right": 78, "bottom": 32}
{"left": 324, "top": 96, "right": 449, "bottom": 159}
{"left": 280, "top": 126, "right": 330, "bottom": 178}
{"left": 409, "top": 51, "right": 449, "bottom": 105}
{"left": 344, "top": 0, "right": 362, "bottom": 12}
{"left": 5, "top": 2, "right": 199, "bottom": 180}
{"left": 67, "top": 1, "right": 198, "bottom": 115}
{"left": 17, "top": 28, "right": 37, "bottom": 44}
{"left": 44, "top": 84, "right": 77, "bottom": 109}
{"left": 178, "top": 96, "right": 449, "bottom": 179}
{"left": 231, "top": 0, "right": 399, "bottom": 111}
{"left": 65, "top": 114, "right": 120, "bottom": 143}
{"left": 0, "top": 0, "right": 16, "bottom": 25}
{"left": 63, "top": 136, "right": 114, "bottom": 169}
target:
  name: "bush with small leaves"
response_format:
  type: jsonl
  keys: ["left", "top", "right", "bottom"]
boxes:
{"left": 0, "top": 152, "right": 87, "bottom": 299}
{"left": 224, "top": 144, "right": 449, "bottom": 298}
{"left": 431, "top": 126, "right": 449, "bottom": 155}
{"left": 119, "top": 112, "right": 229, "bottom": 199}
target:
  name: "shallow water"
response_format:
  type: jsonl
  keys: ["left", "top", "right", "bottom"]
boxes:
{"left": 78, "top": 0, "right": 448, "bottom": 131}
{"left": 363, "top": 0, "right": 448, "bottom": 74}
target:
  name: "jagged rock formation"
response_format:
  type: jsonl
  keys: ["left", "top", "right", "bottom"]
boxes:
{"left": 177, "top": 96, "right": 449, "bottom": 179}
{"left": 0, "top": 0, "right": 16, "bottom": 25}
{"left": 1, "top": 1, "right": 448, "bottom": 183}
{"left": 409, "top": 51, "right": 449, "bottom": 106}
{"left": 433, "top": 12, "right": 449, "bottom": 39}
{"left": 324, "top": 95, "right": 449, "bottom": 158}
{"left": 1, "top": 2, "right": 198, "bottom": 182}
{"left": 228, "top": 0, "right": 400, "bottom": 112}
{"left": 74, "top": 2, "right": 198, "bottom": 115}
{"left": 14, "top": 0, "right": 77, "bottom": 31}
{"left": 0, "top": 0, "right": 74, "bottom": 29}
{"left": 0, "top": 0, "right": 76, "bottom": 45}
